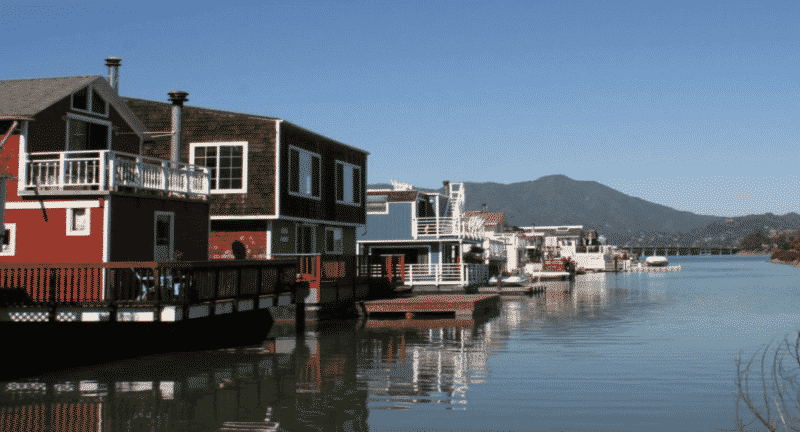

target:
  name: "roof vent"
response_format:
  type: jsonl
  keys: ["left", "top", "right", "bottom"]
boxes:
{"left": 168, "top": 90, "right": 189, "bottom": 164}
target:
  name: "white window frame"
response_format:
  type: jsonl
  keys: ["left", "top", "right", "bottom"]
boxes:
{"left": 189, "top": 141, "right": 249, "bottom": 194}
{"left": 64, "top": 113, "right": 113, "bottom": 151}
{"left": 70, "top": 85, "right": 109, "bottom": 117}
{"left": 335, "top": 160, "right": 361, "bottom": 206}
{"left": 287, "top": 146, "right": 321, "bottom": 200}
{"left": 0, "top": 223, "right": 16, "bottom": 256}
{"left": 66, "top": 207, "right": 91, "bottom": 236}
{"left": 324, "top": 227, "right": 344, "bottom": 254}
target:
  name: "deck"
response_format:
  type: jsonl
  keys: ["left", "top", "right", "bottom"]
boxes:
{"left": 362, "top": 294, "right": 500, "bottom": 319}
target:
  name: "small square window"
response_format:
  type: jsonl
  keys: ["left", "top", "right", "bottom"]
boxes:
{"left": 0, "top": 223, "right": 16, "bottom": 256}
{"left": 66, "top": 208, "right": 91, "bottom": 236}
{"left": 324, "top": 227, "right": 343, "bottom": 254}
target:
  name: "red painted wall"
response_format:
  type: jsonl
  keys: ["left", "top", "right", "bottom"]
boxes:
{"left": 0, "top": 134, "right": 23, "bottom": 202}
{"left": 210, "top": 231, "right": 267, "bottom": 259}
{"left": 0, "top": 203, "right": 104, "bottom": 263}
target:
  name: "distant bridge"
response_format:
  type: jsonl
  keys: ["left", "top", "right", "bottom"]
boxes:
{"left": 619, "top": 246, "right": 741, "bottom": 257}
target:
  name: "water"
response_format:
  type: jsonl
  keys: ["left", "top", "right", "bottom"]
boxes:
{"left": 2, "top": 255, "right": 800, "bottom": 431}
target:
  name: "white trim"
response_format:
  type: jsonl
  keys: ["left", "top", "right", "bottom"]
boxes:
{"left": 66, "top": 112, "right": 112, "bottom": 127}
{"left": 0, "top": 223, "right": 16, "bottom": 256}
{"left": 154, "top": 211, "right": 175, "bottom": 261}
{"left": 6, "top": 200, "right": 102, "bottom": 210}
{"left": 266, "top": 221, "right": 273, "bottom": 259}
{"left": 335, "top": 160, "right": 362, "bottom": 206}
{"left": 357, "top": 238, "right": 481, "bottom": 244}
{"left": 275, "top": 120, "right": 282, "bottom": 217}
{"left": 209, "top": 214, "right": 365, "bottom": 227}
{"left": 102, "top": 198, "right": 110, "bottom": 263}
{"left": 189, "top": 141, "right": 249, "bottom": 194}
{"left": 66, "top": 207, "right": 91, "bottom": 236}
{"left": 287, "top": 145, "right": 322, "bottom": 200}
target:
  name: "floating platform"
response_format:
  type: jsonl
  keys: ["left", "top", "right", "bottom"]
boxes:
{"left": 362, "top": 294, "right": 500, "bottom": 319}
{"left": 478, "top": 284, "right": 546, "bottom": 295}
{"left": 627, "top": 265, "right": 682, "bottom": 272}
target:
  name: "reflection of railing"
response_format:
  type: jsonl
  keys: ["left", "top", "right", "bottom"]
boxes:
{"left": 20, "top": 150, "right": 209, "bottom": 197}
{"left": 0, "top": 260, "right": 299, "bottom": 320}
{"left": 403, "top": 263, "right": 488, "bottom": 286}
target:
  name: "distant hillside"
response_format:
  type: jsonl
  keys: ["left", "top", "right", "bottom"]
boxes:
{"left": 368, "top": 175, "right": 800, "bottom": 247}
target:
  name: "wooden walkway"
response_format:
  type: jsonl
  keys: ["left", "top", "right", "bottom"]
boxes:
{"left": 478, "top": 284, "right": 546, "bottom": 295}
{"left": 362, "top": 294, "right": 500, "bottom": 319}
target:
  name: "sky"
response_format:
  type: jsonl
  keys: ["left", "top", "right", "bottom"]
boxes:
{"left": 2, "top": 0, "right": 798, "bottom": 217}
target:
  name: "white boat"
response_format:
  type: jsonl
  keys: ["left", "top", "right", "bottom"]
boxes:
{"left": 645, "top": 256, "right": 669, "bottom": 267}
{"left": 489, "top": 274, "right": 532, "bottom": 287}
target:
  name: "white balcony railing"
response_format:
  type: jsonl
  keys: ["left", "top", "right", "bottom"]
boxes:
{"left": 413, "top": 217, "right": 484, "bottom": 240}
{"left": 404, "top": 263, "right": 488, "bottom": 286}
{"left": 20, "top": 150, "right": 210, "bottom": 197}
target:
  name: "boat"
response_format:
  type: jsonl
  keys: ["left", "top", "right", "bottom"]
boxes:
{"left": 489, "top": 273, "right": 532, "bottom": 287}
{"left": 645, "top": 256, "right": 669, "bottom": 267}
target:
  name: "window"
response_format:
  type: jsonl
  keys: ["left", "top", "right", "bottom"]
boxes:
{"left": 66, "top": 208, "right": 91, "bottom": 236}
{"left": 288, "top": 146, "right": 321, "bottom": 199}
{"left": 71, "top": 85, "right": 108, "bottom": 116}
{"left": 297, "top": 224, "right": 316, "bottom": 253}
{"left": 335, "top": 161, "right": 361, "bottom": 206}
{"left": 190, "top": 142, "right": 248, "bottom": 194}
{"left": 66, "top": 114, "right": 111, "bottom": 151}
{"left": 0, "top": 223, "right": 16, "bottom": 256}
{"left": 325, "top": 227, "right": 343, "bottom": 254}
{"left": 366, "top": 193, "right": 389, "bottom": 214}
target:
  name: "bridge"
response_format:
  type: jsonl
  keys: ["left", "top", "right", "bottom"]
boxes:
{"left": 619, "top": 246, "right": 741, "bottom": 257}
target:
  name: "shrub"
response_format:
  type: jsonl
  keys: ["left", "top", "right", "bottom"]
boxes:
{"left": 771, "top": 250, "right": 800, "bottom": 262}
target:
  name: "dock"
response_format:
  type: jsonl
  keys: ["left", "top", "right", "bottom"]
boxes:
{"left": 478, "top": 284, "right": 546, "bottom": 295}
{"left": 362, "top": 294, "right": 500, "bottom": 319}
{"left": 627, "top": 265, "right": 682, "bottom": 272}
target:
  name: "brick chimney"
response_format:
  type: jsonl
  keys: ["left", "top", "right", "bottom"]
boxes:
{"left": 168, "top": 90, "right": 188, "bottom": 164}
{"left": 105, "top": 57, "right": 121, "bottom": 94}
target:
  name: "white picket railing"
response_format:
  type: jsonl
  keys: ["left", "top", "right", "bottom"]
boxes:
{"left": 21, "top": 150, "right": 209, "bottom": 197}
{"left": 413, "top": 217, "right": 484, "bottom": 240}
{"left": 404, "top": 263, "right": 488, "bottom": 286}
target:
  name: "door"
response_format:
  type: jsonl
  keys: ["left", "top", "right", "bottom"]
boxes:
{"left": 297, "top": 224, "right": 315, "bottom": 254}
{"left": 154, "top": 212, "right": 174, "bottom": 261}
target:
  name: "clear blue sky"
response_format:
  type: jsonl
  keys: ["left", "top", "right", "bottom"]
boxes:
{"left": 2, "top": 0, "right": 798, "bottom": 217}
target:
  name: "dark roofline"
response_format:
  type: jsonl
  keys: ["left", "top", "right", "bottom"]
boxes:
{"left": 0, "top": 74, "right": 102, "bottom": 83}
{"left": 121, "top": 97, "right": 370, "bottom": 155}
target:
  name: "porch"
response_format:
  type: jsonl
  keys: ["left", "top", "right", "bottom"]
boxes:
{"left": 413, "top": 217, "right": 484, "bottom": 240}
{"left": 18, "top": 150, "right": 210, "bottom": 198}
{"left": 403, "top": 263, "right": 489, "bottom": 287}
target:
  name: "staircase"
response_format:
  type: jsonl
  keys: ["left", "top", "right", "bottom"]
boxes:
{"left": 443, "top": 182, "right": 465, "bottom": 233}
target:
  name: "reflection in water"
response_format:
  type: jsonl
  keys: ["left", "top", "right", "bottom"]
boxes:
{"left": 3, "top": 257, "right": 799, "bottom": 431}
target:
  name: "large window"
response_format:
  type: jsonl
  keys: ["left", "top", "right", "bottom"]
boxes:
{"left": 289, "top": 146, "right": 321, "bottom": 199}
{"left": 66, "top": 114, "right": 111, "bottom": 151}
{"left": 190, "top": 142, "right": 248, "bottom": 194}
{"left": 335, "top": 161, "right": 361, "bottom": 206}
{"left": 71, "top": 85, "right": 108, "bottom": 116}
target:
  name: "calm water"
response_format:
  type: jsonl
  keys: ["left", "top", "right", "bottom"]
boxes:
{"left": 3, "top": 255, "right": 800, "bottom": 432}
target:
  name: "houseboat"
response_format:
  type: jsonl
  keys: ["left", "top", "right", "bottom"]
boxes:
{"left": 357, "top": 180, "right": 490, "bottom": 290}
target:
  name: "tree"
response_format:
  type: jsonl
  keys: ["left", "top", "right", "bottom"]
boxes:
{"left": 741, "top": 231, "right": 768, "bottom": 251}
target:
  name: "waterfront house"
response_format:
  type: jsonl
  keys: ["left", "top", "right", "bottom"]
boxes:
{"left": 462, "top": 211, "right": 530, "bottom": 274}
{"left": 0, "top": 72, "right": 210, "bottom": 267}
{"left": 521, "top": 225, "right": 618, "bottom": 272}
{"left": 122, "top": 80, "right": 370, "bottom": 315}
{"left": 357, "top": 181, "right": 489, "bottom": 289}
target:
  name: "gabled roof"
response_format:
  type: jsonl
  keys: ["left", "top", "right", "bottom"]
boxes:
{"left": 0, "top": 75, "right": 147, "bottom": 138}
{"left": 464, "top": 211, "right": 508, "bottom": 229}
{"left": 122, "top": 97, "right": 369, "bottom": 154}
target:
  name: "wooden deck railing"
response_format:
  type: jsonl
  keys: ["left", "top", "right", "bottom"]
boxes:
{"left": 0, "top": 259, "right": 299, "bottom": 308}
{"left": 271, "top": 254, "right": 405, "bottom": 289}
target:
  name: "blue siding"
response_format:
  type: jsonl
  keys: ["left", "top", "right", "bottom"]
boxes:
{"left": 361, "top": 202, "right": 413, "bottom": 241}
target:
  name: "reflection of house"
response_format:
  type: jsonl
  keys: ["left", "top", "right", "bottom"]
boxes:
{"left": 357, "top": 181, "right": 489, "bottom": 288}
{"left": 0, "top": 66, "right": 210, "bottom": 266}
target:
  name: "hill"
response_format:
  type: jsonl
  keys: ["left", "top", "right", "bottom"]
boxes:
{"left": 369, "top": 175, "right": 800, "bottom": 247}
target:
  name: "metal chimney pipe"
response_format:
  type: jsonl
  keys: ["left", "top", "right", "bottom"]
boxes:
{"left": 168, "top": 90, "right": 188, "bottom": 164}
{"left": 105, "top": 57, "right": 121, "bottom": 94}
